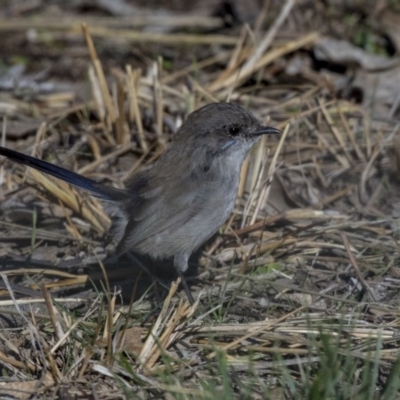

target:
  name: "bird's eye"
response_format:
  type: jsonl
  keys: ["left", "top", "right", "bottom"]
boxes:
{"left": 228, "top": 125, "right": 240, "bottom": 136}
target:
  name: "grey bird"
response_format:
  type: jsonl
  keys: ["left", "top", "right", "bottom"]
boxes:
{"left": 0, "top": 102, "right": 280, "bottom": 302}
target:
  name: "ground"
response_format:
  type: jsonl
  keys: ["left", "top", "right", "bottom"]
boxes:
{"left": 0, "top": 0, "right": 400, "bottom": 399}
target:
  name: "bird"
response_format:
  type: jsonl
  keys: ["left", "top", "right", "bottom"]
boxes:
{"left": 0, "top": 102, "right": 280, "bottom": 302}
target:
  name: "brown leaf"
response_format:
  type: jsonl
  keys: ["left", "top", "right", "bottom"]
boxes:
{"left": 121, "top": 327, "right": 145, "bottom": 356}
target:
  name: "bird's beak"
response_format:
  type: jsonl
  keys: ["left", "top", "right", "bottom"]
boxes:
{"left": 253, "top": 126, "right": 281, "bottom": 136}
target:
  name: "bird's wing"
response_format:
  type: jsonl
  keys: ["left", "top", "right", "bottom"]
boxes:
{"left": 117, "top": 160, "right": 214, "bottom": 252}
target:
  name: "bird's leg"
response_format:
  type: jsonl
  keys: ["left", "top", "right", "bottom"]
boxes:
{"left": 174, "top": 253, "right": 194, "bottom": 304}
{"left": 125, "top": 252, "right": 169, "bottom": 302}
{"left": 175, "top": 268, "right": 194, "bottom": 305}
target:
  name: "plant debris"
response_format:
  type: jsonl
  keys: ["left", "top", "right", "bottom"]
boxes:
{"left": 0, "top": 0, "right": 400, "bottom": 398}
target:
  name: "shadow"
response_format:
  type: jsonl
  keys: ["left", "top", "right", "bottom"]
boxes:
{"left": 0, "top": 248, "right": 201, "bottom": 306}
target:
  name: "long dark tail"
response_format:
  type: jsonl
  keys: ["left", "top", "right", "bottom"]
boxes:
{"left": 0, "top": 146, "right": 125, "bottom": 201}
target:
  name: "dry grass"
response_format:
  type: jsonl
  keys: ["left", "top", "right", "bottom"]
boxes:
{"left": 0, "top": 2, "right": 400, "bottom": 399}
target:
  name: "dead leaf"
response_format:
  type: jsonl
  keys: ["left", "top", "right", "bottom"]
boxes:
{"left": 285, "top": 293, "right": 313, "bottom": 307}
{"left": 121, "top": 326, "right": 145, "bottom": 355}
{"left": 314, "top": 38, "right": 397, "bottom": 71}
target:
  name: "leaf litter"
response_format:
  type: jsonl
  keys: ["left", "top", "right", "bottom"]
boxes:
{"left": 0, "top": 0, "right": 400, "bottom": 398}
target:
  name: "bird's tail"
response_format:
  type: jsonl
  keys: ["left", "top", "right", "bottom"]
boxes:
{"left": 0, "top": 146, "right": 125, "bottom": 201}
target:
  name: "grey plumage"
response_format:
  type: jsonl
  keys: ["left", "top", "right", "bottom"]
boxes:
{"left": 0, "top": 102, "right": 280, "bottom": 302}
